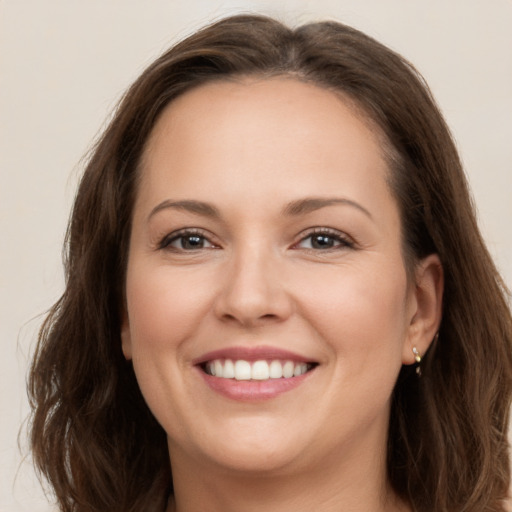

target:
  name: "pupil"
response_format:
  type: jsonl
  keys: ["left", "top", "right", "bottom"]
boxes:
{"left": 312, "top": 235, "right": 334, "bottom": 249}
{"left": 182, "top": 235, "right": 203, "bottom": 249}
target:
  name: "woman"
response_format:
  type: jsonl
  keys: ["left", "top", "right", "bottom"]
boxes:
{"left": 28, "top": 14, "right": 512, "bottom": 512}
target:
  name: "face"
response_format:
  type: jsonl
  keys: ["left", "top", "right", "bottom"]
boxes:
{"left": 122, "top": 77, "right": 421, "bottom": 476}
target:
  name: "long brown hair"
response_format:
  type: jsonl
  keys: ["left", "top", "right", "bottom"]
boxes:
{"left": 28, "top": 14, "right": 512, "bottom": 511}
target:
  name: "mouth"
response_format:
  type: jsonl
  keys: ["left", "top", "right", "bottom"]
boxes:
{"left": 201, "top": 358, "right": 317, "bottom": 381}
{"left": 193, "top": 346, "right": 319, "bottom": 400}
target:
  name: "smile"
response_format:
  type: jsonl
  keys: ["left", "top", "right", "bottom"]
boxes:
{"left": 203, "top": 359, "right": 314, "bottom": 380}
{"left": 194, "top": 346, "right": 319, "bottom": 400}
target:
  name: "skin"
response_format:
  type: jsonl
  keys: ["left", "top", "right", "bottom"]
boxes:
{"left": 121, "top": 77, "right": 443, "bottom": 512}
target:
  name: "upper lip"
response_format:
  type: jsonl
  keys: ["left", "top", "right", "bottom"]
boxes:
{"left": 192, "top": 345, "right": 318, "bottom": 365}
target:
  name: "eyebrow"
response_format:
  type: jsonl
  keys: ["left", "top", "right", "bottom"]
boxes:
{"left": 282, "top": 197, "right": 373, "bottom": 219}
{"left": 147, "top": 196, "right": 373, "bottom": 222}
{"left": 148, "top": 199, "right": 220, "bottom": 222}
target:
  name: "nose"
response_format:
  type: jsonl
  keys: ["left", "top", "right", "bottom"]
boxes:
{"left": 213, "top": 245, "right": 293, "bottom": 327}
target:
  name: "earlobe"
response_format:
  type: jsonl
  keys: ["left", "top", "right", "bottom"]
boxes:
{"left": 120, "top": 312, "right": 133, "bottom": 360}
{"left": 402, "top": 253, "right": 444, "bottom": 365}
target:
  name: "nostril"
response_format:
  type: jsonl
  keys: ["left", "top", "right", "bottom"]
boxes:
{"left": 220, "top": 312, "right": 280, "bottom": 326}
{"left": 213, "top": 272, "right": 294, "bottom": 326}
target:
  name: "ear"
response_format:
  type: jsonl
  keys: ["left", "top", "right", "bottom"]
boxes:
{"left": 402, "top": 253, "right": 444, "bottom": 365}
{"left": 120, "top": 309, "right": 133, "bottom": 360}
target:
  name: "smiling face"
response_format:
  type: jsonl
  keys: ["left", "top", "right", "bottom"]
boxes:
{"left": 121, "top": 77, "right": 434, "bottom": 478}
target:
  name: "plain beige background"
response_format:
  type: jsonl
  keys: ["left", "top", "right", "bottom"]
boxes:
{"left": 1, "top": 1, "right": 511, "bottom": 510}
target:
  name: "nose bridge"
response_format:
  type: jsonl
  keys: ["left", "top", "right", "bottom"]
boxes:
{"left": 215, "top": 238, "right": 291, "bottom": 325}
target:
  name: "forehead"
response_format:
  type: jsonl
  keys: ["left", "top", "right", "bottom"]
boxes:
{"left": 146, "top": 76, "right": 388, "bottom": 154}
{"left": 137, "top": 77, "right": 395, "bottom": 218}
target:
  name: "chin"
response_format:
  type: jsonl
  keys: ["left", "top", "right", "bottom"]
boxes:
{"left": 172, "top": 417, "right": 311, "bottom": 475}
{"left": 203, "top": 444, "right": 301, "bottom": 475}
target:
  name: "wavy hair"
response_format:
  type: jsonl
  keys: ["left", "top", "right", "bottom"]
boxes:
{"left": 28, "top": 14, "right": 512, "bottom": 512}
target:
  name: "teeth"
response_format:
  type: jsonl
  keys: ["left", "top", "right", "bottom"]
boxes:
{"left": 204, "top": 359, "right": 312, "bottom": 380}
{"left": 223, "top": 359, "right": 235, "bottom": 378}
{"left": 269, "top": 360, "right": 283, "bottom": 379}
{"left": 234, "top": 360, "right": 251, "bottom": 380}
{"left": 252, "top": 360, "right": 271, "bottom": 380}
{"left": 283, "top": 360, "right": 294, "bottom": 378}
{"left": 214, "top": 360, "right": 223, "bottom": 378}
{"left": 293, "top": 363, "right": 308, "bottom": 377}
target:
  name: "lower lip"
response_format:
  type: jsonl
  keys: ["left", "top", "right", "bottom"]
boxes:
{"left": 197, "top": 367, "right": 314, "bottom": 401}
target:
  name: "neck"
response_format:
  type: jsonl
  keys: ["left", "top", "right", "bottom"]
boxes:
{"left": 166, "top": 439, "right": 409, "bottom": 512}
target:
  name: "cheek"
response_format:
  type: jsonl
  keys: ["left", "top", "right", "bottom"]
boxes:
{"left": 275, "top": 259, "right": 411, "bottom": 451}
{"left": 297, "top": 260, "right": 409, "bottom": 366}
{"left": 125, "top": 263, "right": 214, "bottom": 356}
{"left": 123, "top": 263, "right": 216, "bottom": 435}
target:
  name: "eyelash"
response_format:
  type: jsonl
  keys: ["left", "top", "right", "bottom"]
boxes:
{"left": 158, "top": 227, "right": 354, "bottom": 252}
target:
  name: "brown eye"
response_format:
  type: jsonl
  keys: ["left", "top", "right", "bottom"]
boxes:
{"left": 309, "top": 234, "right": 338, "bottom": 249}
{"left": 161, "top": 231, "right": 215, "bottom": 251}
{"left": 177, "top": 235, "right": 207, "bottom": 250}
{"left": 296, "top": 230, "right": 352, "bottom": 250}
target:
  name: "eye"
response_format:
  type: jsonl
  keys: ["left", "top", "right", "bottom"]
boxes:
{"left": 160, "top": 230, "right": 217, "bottom": 251}
{"left": 295, "top": 229, "right": 353, "bottom": 250}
